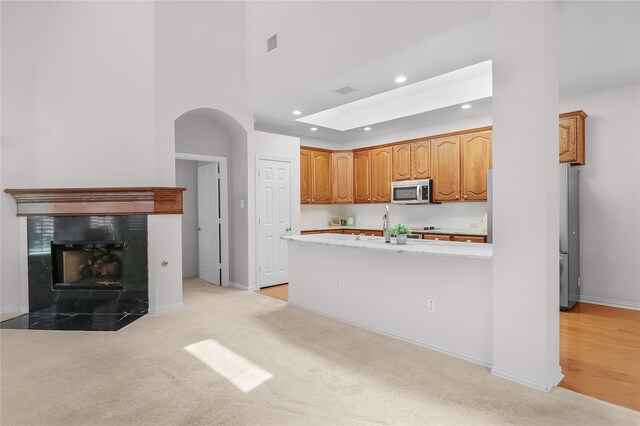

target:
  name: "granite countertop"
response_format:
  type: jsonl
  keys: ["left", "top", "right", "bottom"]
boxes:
{"left": 283, "top": 234, "right": 492, "bottom": 259}
{"left": 301, "top": 226, "right": 487, "bottom": 237}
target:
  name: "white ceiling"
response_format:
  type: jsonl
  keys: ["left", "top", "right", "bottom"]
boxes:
{"left": 253, "top": 2, "right": 639, "bottom": 143}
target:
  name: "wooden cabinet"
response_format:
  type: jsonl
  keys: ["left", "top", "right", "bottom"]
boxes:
{"left": 354, "top": 150, "right": 372, "bottom": 203}
{"left": 370, "top": 147, "right": 392, "bottom": 203}
{"left": 392, "top": 143, "right": 412, "bottom": 181}
{"left": 344, "top": 229, "right": 383, "bottom": 237}
{"left": 559, "top": 111, "right": 586, "bottom": 165}
{"left": 431, "top": 136, "right": 462, "bottom": 202}
{"left": 300, "top": 149, "right": 312, "bottom": 203}
{"left": 411, "top": 140, "right": 431, "bottom": 179}
{"left": 422, "top": 234, "right": 451, "bottom": 241}
{"left": 332, "top": 152, "right": 353, "bottom": 203}
{"left": 461, "top": 130, "right": 492, "bottom": 201}
{"left": 422, "top": 233, "right": 486, "bottom": 243}
{"left": 300, "top": 148, "right": 332, "bottom": 204}
{"left": 451, "top": 235, "right": 486, "bottom": 243}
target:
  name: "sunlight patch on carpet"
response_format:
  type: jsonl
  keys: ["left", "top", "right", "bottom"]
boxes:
{"left": 184, "top": 339, "right": 273, "bottom": 393}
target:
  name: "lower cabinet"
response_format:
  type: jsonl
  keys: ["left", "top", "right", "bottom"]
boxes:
{"left": 423, "top": 233, "right": 486, "bottom": 243}
{"left": 422, "top": 234, "right": 452, "bottom": 241}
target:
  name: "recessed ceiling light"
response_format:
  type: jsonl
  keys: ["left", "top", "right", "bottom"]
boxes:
{"left": 310, "top": 127, "right": 318, "bottom": 131}
{"left": 292, "top": 110, "right": 302, "bottom": 115}
{"left": 364, "top": 127, "right": 371, "bottom": 131}
{"left": 461, "top": 104, "right": 472, "bottom": 109}
{"left": 395, "top": 76, "right": 407, "bottom": 83}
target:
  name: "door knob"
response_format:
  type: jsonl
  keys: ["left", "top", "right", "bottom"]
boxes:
{"left": 285, "top": 227, "right": 291, "bottom": 232}
{"left": 196, "top": 226, "right": 202, "bottom": 231}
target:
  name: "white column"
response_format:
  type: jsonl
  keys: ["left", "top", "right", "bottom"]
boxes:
{"left": 491, "top": 1, "right": 561, "bottom": 391}
{"left": 147, "top": 215, "right": 184, "bottom": 313}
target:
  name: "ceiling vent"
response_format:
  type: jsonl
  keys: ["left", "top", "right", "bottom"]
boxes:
{"left": 335, "top": 86, "right": 355, "bottom": 95}
{"left": 267, "top": 34, "right": 278, "bottom": 52}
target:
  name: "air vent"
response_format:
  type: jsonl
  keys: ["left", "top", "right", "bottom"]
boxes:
{"left": 335, "top": 86, "right": 355, "bottom": 95}
{"left": 267, "top": 34, "right": 277, "bottom": 52}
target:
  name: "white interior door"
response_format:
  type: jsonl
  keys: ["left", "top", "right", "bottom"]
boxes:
{"left": 198, "top": 163, "right": 221, "bottom": 285}
{"left": 257, "top": 159, "right": 291, "bottom": 288}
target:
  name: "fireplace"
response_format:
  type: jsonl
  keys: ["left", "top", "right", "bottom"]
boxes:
{"left": 2, "top": 186, "right": 185, "bottom": 331}
{"left": 52, "top": 241, "right": 124, "bottom": 290}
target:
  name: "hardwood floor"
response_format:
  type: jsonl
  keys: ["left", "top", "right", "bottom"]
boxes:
{"left": 259, "top": 286, "right": 638, "bottom": 411}
{"left": 560, "top": 302, "right": 640, "bottom": 411}
{"left": 256, "top": 283, "right": 289, "bottom": 302}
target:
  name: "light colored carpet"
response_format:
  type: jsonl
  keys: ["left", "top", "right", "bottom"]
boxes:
{"left": 1, "top": 277, "right": 638, "bottom": 425}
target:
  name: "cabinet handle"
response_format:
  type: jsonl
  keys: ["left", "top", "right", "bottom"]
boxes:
{"left": 464, "top": 195, "right": 467, "bottom": 199}
{"left": 456, "top": 196, "right": 460, "bottom": 199}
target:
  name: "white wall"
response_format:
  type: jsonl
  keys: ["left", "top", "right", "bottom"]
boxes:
{"left": 1, "top": 1, "right": 158, "bottom": 312}
{"left": 561, "top": 84, "right": 640, "bottom": 308}
{"left": 154, "top": 1, "right": 252, "bottom": 288}
{"left": 247, "top": 131, "right": 301, "bottom": 290}
{"left": 175, "top": 160, "right": 199, "bottom": 277}
{"left": 245, "top": 1, "right": 490, "bottom": 110}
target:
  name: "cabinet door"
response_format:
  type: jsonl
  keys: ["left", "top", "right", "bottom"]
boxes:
{"left": 451, "top": 235, "right": 486, "bottom": 243}
{"left": 311, "top": 150, "right": 332, "bottom": 203}
{"left": 354, "top": 150, "right": 372, "bottom": 203}
{"left": 392, "top": 143, "right": 412, "bottom": 181}
{"left": 431, "top": 136, "right": 462, "bottom": 202}
{"left": 300, "top": 149, "right": 312, "bottom": 203}
{"left": 422, "top": 234, "right": 451, "bottom": 241}
{"left": 370, "top": 147, "right": 393, "bottom": 203}
{"left": 461, "top": 131, "right": 492, "bottom": 201}
{"left": 332, "top": 152, "right": 353, "bottom": 203}
{"left": 559, "top": 112, "right": 586, "bottom": 165}
{"left": 411, "top": 140, "right": 431, "bottom": 179}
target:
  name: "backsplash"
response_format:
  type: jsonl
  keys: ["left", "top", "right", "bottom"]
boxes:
{"left": 301, "top": 202, "right": 488, "bottom": 232}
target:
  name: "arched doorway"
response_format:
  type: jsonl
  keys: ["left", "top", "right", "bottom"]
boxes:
{"left": 174, "top": 108, "right": 248, "bottom": 288}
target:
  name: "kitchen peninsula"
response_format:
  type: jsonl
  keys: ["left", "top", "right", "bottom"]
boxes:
{"left": 283, "top": 233, "right": 494, "bottom": 366}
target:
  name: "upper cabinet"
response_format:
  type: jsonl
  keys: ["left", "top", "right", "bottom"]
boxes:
{"left": 431, "top": 136, "right": 462, "bottom": 202}
{"left": 300, "top": 147, "right": 332, "bottom": 204}
{"left": 411, "top": 140, "right": 431, "bottom": 179}
{"left": 332, "top": 152, "right": 353, "bottom": 204}
{"left": 559, "top": 111, "right": 587, "bottom": 165}
{"left": 461, "top": 131, "right": 492, "bottom": 201}
{"left": 370, "top": 147, "right": 392, "bottom": 203}
{"left": 300, "top": 110, "right": 587, "bottom": 205}
{"left": 354, "top": 150, "right": 372, "bottom": 203}
{"left": 300, "top": 149, "right": 312, "bottom": 203}
{"left": 311, "top": 150, "right": 332, "bottom": 203}
{"left": 392, "top": 144, "right": 412, "bottom": 181}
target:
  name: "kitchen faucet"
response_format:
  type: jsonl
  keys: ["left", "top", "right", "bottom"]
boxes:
{"left": 383, "top": 205, "right": 391, "bottom": 243}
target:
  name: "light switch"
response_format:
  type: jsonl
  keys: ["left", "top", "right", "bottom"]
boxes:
{"left": 240, "top": 200, "right": 244, "bottom": 208}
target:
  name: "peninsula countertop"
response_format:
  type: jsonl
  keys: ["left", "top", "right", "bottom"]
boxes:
{"left": 300, "top": 226, "right": 487, "bottom": 237}
{"left": 283, "top": 233, "right": 492, "bottom": 259}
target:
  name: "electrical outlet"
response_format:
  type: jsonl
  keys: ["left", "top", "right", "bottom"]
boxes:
{"left": 336, "top": 282, "right": 341, "bottom": 294}
{"left": 427, "top": 300, "right": 435, "bottom": 313}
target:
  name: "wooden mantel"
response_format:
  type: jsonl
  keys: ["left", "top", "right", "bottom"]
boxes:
{"left": 4, "top": 187, "right": 186, "bottom": 216}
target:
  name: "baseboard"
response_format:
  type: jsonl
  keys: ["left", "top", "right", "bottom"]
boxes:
{"left": 228, "top": 281, "right": 249, "bottom": 291}
{"left": 579, "top": 295, "right": 640, "bottom": 311}
{"left": 0, "top": 306, "right": 20, "bottom": 314}
{"left": 148, "top": 303, "right": 183, "bottom": 314}
{"left": 289, "top": 301, "right": 492, "bottom": 368}
{"left": 491, "top": 365, "right": 563, "bottom": 392}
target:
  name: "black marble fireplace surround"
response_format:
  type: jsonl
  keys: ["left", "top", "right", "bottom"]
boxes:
{"left": 1, "top": 215, "right": 148, "bottom": 331}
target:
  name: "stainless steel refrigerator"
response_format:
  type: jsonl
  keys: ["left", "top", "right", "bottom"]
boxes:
{"left": 486, "top": 165, "right": 580, "bottom": 310}
{"left": 559, "top": 164, "right": 580, "bottom": 310}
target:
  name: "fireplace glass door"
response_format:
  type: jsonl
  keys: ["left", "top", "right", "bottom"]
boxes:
{"left": 51, "top": 241, "right": 124, "bottom": 290}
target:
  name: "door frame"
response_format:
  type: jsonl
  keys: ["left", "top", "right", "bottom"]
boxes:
{"left": 255, "top": 155, "right": 293, "bottom": 290}
{"left": 176, "top": 152, "right": 230, "bottom": 286}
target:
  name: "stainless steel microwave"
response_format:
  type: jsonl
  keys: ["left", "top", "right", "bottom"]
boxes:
{"left": 391, "top": 179, "right": 434, "bottom": 204}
